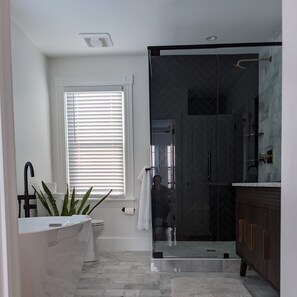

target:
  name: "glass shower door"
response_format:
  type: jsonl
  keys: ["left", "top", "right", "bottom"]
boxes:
{"left": 150, "top": 54, "right": 221, "bottom": 258}
{"left": 149, "top": 44, "right": 281, "bottom": 259}
{"left": 151, "top": 120, "right": 176, "bottom": 249}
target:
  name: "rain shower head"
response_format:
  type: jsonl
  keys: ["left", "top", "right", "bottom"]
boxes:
{"left": 233, "top": 63, "right": 247, "bottom": 70}
{"left": 233, "top": 56, "right": 272, "bottom": 70}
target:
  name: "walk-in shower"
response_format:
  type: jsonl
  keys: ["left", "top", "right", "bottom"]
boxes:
{"left": 148, "top": 42, "right": 282, "bottom": 259}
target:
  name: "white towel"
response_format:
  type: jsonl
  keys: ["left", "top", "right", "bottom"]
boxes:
{"left": 137, "top": 167, "right": 151, "bottom": 230}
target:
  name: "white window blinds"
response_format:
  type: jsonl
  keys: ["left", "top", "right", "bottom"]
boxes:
{"left": 65, "top": 86, "right": 125, "bottom": 197}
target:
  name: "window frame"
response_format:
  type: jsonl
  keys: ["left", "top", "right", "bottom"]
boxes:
{"left": 53, "top": 75, "right": 134, "bottom": 201}
{"left": 64, "top": 86, "right": 125, "bottom": 198}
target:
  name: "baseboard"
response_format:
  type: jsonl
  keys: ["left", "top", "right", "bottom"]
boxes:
{"left": 96, "top": 236, "right": 152, "bottom": 251}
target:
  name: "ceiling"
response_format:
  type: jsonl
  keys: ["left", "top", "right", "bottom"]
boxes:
{"left": 10, "top": 0, "right": 282, "bottom": 57}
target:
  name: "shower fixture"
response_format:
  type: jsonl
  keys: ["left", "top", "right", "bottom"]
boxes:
{"left": 233, "top": 56, "right": 272, "bottom": 70}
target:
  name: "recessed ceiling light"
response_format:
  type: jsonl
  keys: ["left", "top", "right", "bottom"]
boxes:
{"left": 205, "top": 35, "right": 218, "bottom": 41}
{"left": 79, "top": 33, "right": 113, "bottom": 48}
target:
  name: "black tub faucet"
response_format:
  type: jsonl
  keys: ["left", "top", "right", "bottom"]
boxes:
{"left": 18, "top": 161, "right": 36, "bottom": 218}
{"left": 24, "top": 161, "right": 34, "bottom": 196}
{"left": 19, "top": 161, "right": 36, "bottom": 217}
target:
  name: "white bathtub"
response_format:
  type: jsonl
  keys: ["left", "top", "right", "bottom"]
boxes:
{"left": 18, "top": 215, "right": 91, "bottom": 297}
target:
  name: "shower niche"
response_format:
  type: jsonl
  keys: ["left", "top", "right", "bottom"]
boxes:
{"left": 148, "top": 43, "right": 282, "bottom": 258}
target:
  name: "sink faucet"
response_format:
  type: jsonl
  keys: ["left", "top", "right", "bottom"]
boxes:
{"left": 24, "top": 161, "right": 34, "bottom": 196}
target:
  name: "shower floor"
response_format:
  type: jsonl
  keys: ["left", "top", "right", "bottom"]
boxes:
{"left": 153, "top": 241, "right": 237, "bottom": 258}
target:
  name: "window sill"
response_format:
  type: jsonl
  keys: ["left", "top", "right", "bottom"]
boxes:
{"left": 88, "top": 197, "right": 135, "bottom": 207}
{"left": 53, "top": 193, "right": 136, "bottom": 208}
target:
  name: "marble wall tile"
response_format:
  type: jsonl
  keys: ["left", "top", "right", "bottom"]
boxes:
{"left": 258, "top": 43, "right": 282, "bottom": 182}
{"left": 139, "top": 290, "right": 163, "bottom": 296}
{"left": 221, "top": 259, "right": 241, "bottom": 273}
{"left": 190, "top": 260, "right": 222, "bottom": 272}
{"left": 75, "top": 288, "right": 104, "bottom": 296}
{"left": 152, "top": 258, "right": 241, "bottom": 273}
{"left": 160, "top": 259, "right": 193, "bottom": 272}
{"left": 150, "top": 260, "right": 162, "bottom": 272}
{"left": 124, "top": 290, "right": 141, "bottom": 297}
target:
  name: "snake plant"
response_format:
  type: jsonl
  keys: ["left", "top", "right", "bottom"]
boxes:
{"left": 33, "top": 181, "right": 112, "bottom": 216}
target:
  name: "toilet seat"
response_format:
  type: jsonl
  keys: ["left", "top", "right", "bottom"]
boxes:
{"left": 92, "top": 219, "right": 104, "bottom": 226}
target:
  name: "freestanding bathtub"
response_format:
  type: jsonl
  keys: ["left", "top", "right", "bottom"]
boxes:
{"left": 18, "top": 215, "right": 91, "bottom": 297}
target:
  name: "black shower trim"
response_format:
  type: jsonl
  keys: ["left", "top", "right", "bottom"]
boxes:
{"left": 148, "top": 42, "right": 282, "bottom": 56}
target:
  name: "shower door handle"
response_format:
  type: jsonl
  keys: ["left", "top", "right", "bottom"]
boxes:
{"left": 207, "top": 151, "right": 212, "bottom": 182}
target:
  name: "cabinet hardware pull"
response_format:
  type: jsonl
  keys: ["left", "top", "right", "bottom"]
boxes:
{"left": 263, "top": 230, "right": 269, "bottom": 259}
{"left": 248, "top": 224, "right": 252, "bottom": 251}
{"left": 248, "top": 224, "right": 256, "bottom": 251}
{"left": 239, "top": 219, "right": 244, "bottom": 243}
{"left": 251, "top": 224, "right": 256, "bottom": 251}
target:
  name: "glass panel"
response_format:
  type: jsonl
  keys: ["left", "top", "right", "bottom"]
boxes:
{"left": 151, "top": 120, "right": 176, "bottom": 240}
{"left": 149, "top": 43, "right": 282, "bottom": 259}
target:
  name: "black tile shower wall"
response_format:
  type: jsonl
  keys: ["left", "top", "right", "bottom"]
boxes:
{"left": 150, "top": 54, "right": 258, "bottom": 242}
{"left": 151, "top": 55, "right": 217, "bottom": 118}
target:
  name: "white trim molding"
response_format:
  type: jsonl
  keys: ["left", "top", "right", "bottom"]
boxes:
{"left": 0, "top": 0, "right": 21, "bottom": 296}
{"left": 122, "top": 75, "right": 135, "bottom": 201}
{"left": 282, "top": 1, "right": 297, "bottom": 296}
{"left": 53, "top": 193, "right": 136, "bottom": 208}
{"left": 51, "top": 75, "right": 135, "bottom": 200}
{"left": 97, "top": 236, "right": 151, "bottom": 251}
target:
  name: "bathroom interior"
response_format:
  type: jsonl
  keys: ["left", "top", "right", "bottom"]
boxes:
{"left": 8, "top": 0, "right": 282, "bottom": 296}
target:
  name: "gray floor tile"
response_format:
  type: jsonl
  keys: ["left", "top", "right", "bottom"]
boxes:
{"left": 75, "top": 252, "right": 279, "bottom": 297}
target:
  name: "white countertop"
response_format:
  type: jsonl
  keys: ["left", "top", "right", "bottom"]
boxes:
{"left": 232, "top": 182, "right": 281, "bottom": 188}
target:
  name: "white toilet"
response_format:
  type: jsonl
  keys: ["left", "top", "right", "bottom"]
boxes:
{"left": 84, "top": 219, "right": 104, "bottom": 262}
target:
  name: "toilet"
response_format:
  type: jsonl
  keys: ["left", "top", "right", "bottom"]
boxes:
{"left": 84, "top": 219, "right": 104, "bottom": 262}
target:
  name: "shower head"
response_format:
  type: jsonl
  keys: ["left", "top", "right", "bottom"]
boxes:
{"left": 233, "top": 56, "right": 272, "bottom": 70}
{"left": 233, "top": 63, "right": 247, "bottom": 70}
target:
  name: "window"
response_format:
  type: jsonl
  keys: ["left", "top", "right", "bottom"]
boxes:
{"left": 64, "top": 86, "right": 125, "bottom": 197}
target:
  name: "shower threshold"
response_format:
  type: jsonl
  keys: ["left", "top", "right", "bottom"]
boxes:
{"left": 154, "top": 241, "right": 237, "bottom": 258}
{"left": 151, "top": 241, "right": 241, "bottom": 273}
{"left": 151, "top": 257, "right": 241, "bottom": 273}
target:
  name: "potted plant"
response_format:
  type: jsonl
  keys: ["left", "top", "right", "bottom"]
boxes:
{"left": 33, "top": 181, "right": 112, "bottom": 216}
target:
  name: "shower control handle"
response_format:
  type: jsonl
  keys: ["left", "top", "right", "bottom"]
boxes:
{"left": 207, "top": 151, "right": 212, "bottom": 182}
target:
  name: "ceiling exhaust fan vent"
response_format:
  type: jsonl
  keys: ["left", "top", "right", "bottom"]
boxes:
{"left": 79, "top": 33, "right": 113, "bottom": 48}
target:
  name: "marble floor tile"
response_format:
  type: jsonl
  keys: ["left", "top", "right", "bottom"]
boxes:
{"left": 75, "top": 252, "right": 279, "bottom": 297}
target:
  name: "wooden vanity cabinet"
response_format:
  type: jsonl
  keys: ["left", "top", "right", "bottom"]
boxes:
{"left": 235, "top": 187, "right": 280, "bottom": 291}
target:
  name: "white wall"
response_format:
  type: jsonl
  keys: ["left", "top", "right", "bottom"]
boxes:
{"left": 11, "top": 22, "right": 52, "bottom": 197}
{"left": 48, "top": 55, "right": 152, "bottom": 251}
{"left": 281, "top": 1, "right": 297, "bottom": 296}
